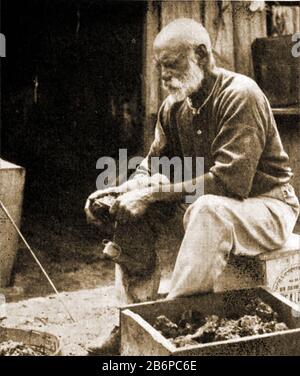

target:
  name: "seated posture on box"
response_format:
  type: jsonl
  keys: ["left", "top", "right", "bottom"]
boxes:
{"left": 84, "top": 18, "right": 300, "bottom": 355}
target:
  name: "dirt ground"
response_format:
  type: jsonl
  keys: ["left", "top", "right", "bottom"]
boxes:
{"left": 1, "top": 287, "right": 118, "bottom": 355}
{"left": 0, "top": 214, "right": 179, "bottom": 355}
{"left": 2, "top": 213, "right": 299, "bottom": 356}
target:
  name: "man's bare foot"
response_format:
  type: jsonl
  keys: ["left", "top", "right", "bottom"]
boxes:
{"left": 86, "top": 326, "right": 120, "bottom": 356}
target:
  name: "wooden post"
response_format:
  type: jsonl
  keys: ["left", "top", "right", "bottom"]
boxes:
{"left": 204, "top": 0, "right": 235, "bottom": 71}
{"left": 160, "top": 0, "right": 202, "bottom": 27}
{"left": 271, "top": 5, "right": 300, "bottom": 36}
{"left": 292, "top": 6, "right": 300, "bottom": 33}
{"left": 232, "top": 1, "right": 267, "bottom": 78}
{"left": 160, "top": 0, "right": 202, "bottom": 99}
{"left": 142, "top": 0, "right": 202, "bottom": 154}
{"left": 142, "top": 1, "right": 161, "bottom": 154}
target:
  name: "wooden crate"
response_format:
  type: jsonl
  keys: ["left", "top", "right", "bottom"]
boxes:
{"left": 258, "top": 234, "right": 300, "bottom": 305}
{"left": 160, "top": 234, "right": 300, "bottom": 306}
{"left": 215, "top": 234, "right": 300, "bottom": 304}
{"left": 120, "top": 287, "right": 300, "bottom": 356}
{"left": 0, "top": 159, "right": 25, "bottom": 287}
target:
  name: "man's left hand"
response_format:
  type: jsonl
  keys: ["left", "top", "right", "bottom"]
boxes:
{"left": 109, "top": 188, "right": 155, "bottom": 224}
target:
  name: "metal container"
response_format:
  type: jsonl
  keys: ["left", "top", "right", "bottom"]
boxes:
{"left": 0, "top": 159, "right": 25, "bottom": 287}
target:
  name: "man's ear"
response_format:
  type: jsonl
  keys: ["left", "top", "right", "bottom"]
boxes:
{"left": 194, "top": 44, "right": 208, "bottom": 66}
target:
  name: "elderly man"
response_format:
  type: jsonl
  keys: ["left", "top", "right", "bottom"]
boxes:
{"left": 85, "top": 18, "right": 299, "bottom": 355}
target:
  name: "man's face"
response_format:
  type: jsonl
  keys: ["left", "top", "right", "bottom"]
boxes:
{"left": 155, "top": 47, "right": 204, "bottom": 102}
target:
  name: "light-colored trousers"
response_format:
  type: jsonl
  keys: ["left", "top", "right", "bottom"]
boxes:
{"left": 114, "top": 182, "right": 299, "bottom": 304}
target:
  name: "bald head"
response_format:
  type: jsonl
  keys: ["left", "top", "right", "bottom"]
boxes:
{"left": 153, "top": 18, "right": 215, "bottom": 103}
{"left": 154, "top": 18, "right": 212, "bottom": 54}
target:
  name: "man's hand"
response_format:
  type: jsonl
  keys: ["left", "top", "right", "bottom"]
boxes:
{"left": 84, "top": 176, "right": 154, "bottom": 224}
{"left": 84, "top": 174, "right": 170, "bottom": 225}
{"left": 109, "top": 188, "right": 155, "bottom": 224}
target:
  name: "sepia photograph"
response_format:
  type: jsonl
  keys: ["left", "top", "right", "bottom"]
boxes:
{"left": 0, "top": 0, "right": 300, "bottom": 361}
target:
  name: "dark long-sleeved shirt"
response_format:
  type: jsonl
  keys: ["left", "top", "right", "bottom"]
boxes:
{"left": 136, "top": 68, "right": 292, "bottom": 199}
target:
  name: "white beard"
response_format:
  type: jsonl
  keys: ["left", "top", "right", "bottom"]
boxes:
{"left": 163, "top": 60, "right": 204, "bottom": 103}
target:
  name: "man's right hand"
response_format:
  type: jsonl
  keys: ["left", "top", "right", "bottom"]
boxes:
{"left": 84, "top": 174, "right": 165, "bottom": 226}
{"left": 84, "top": 186, "right": 121, "bottom": 225}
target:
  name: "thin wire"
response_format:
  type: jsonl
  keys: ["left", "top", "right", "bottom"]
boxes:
{"left": 0, "top": 200, "right": 75, "bottom": 323}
